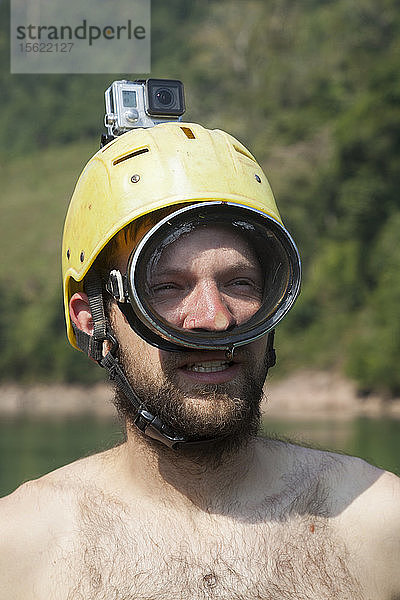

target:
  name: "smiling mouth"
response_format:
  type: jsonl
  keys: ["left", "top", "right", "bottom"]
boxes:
{"left": 185, "top": 360, "right": 234, "bottom": 373}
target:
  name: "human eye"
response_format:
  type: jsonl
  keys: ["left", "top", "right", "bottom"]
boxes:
{"left": 225, "top": 278, "right": 262, "bottom": 298}
{"left": 151, "top": 282, "right": 181, "bottom": 297}
{"left": 149, "top": 279, "right": 192, "bottom": 308}
{"left": 231, "top": 278, "right": 253, "bottom": 287}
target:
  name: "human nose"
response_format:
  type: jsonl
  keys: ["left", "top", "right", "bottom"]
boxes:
{"left": 182, "top": 280, "right": 236, "bottom": 331}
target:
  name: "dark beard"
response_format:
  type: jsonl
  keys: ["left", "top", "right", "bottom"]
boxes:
{"left": 112, "top": 344, "right": 268, "bottom": 452}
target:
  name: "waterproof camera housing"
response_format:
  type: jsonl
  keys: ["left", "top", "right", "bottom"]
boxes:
{"left": 104, "top": 78, "right": 185, "bottom": 139}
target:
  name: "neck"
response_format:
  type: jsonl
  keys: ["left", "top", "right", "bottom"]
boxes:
{"left": 120, "top": 424, "right": 261, "bottom": 513}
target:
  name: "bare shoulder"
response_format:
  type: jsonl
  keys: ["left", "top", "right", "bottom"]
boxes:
{"left": 278, "top": 441, "right": 399, "bottom": 525}
{"left": 335, "top": 458, "right": 400, "bottom": 597}
{"left": 0, "top": 448, "right": 119, "bottom": 599}
{"left": 323, "top": 450, "right": 400, "bottom": 524}
{"left": 270, "top": 441, "right": 400, "bottom": 598}
{"left": 303, "top": 448, "right": 400, "bottom": 599}
{"left": 0, "top": 477, "right": 70, "bottom": 598}
{"left": 0, "top": 444, "right": 119, "bottom": 520}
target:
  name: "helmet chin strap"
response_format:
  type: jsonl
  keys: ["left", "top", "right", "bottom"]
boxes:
{"left": 73, "top": 270, "right": 275, "bottom": 450}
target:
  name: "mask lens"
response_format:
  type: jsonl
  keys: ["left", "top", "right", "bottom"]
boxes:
{"left": 127, "top": 203, "right": 301, "bottom": 350}
{"left": 145, "top": 225, "right": 264, "bottom": 329}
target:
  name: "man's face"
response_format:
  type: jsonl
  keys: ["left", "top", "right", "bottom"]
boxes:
{"left": 110, "top": 225, "right": 270, "bottom": 444}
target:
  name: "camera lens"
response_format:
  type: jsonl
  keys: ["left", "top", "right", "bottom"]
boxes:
{"left": 146, "top": 79, "right": 185, "bottom": 116}
{"left": 155, "top": 88, "right": 173, "bottom": 106}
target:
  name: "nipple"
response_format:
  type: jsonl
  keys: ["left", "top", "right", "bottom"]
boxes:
{"left": 203, "top": 573, "right": 217, "bottom": 588}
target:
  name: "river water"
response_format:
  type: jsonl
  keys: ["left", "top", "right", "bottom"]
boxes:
{"left": 1, "top": 416, "right": 399, "bottom": 497}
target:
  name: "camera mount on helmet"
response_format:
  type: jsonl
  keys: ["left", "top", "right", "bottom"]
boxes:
{"left": 102, "top": 78, "right": 185, "bottom": 146}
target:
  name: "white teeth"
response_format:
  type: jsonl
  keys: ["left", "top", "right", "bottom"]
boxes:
{"left": 186, "top": 361, "right": 231, "bottom": 373}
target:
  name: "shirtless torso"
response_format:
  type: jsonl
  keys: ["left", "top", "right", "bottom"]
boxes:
{"left": 1, "top": 436, "right": 399, "bottom": 600}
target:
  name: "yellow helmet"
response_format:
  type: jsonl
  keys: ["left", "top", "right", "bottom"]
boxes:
{"left": 62, "top": 121, "right": 296, "bottom": 350}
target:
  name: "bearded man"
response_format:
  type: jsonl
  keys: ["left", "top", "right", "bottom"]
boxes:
{"left": 1, "top": 121, "right": 399, "bottom": 600}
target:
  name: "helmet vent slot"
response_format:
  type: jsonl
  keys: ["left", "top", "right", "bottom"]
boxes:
{"left": 233, "top": 145, "right": 257, "bottom": 163}
{"left": 113, "top": 147, "right": 149, "bottom": 166}
{"left": 180, "top": 126, "right": 196, "bottom": 139}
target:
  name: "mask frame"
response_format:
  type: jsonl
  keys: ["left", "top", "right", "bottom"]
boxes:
{"left": 107, "top": 202, "right": 301, "bottom": 353}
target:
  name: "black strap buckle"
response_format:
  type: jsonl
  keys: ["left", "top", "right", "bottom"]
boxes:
{"left": 134, "top": 409, "right": 186, "bottom": 449}
{"left": 106, "top": 270, "right": 128, "bottom": 303}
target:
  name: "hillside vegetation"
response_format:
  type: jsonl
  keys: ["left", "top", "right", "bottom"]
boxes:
{"left": 1, "top": 0, "right": 400, "bottom": 394}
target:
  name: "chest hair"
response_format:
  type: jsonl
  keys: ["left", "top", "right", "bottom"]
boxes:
{"left": 61, "top": 488, "right": 362, "bottom": 600}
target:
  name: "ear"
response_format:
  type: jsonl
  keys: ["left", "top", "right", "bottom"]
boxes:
{"left": 69, "top": 292, "right": 93, "bottom": 335}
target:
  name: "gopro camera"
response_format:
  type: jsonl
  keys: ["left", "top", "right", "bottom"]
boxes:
{"left": 104, "top": 78, "right": 185, "bottom": 139}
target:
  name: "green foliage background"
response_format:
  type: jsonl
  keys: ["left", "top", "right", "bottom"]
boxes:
{"left": 1, "top": 0, "right": 400, "bottom": 394}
